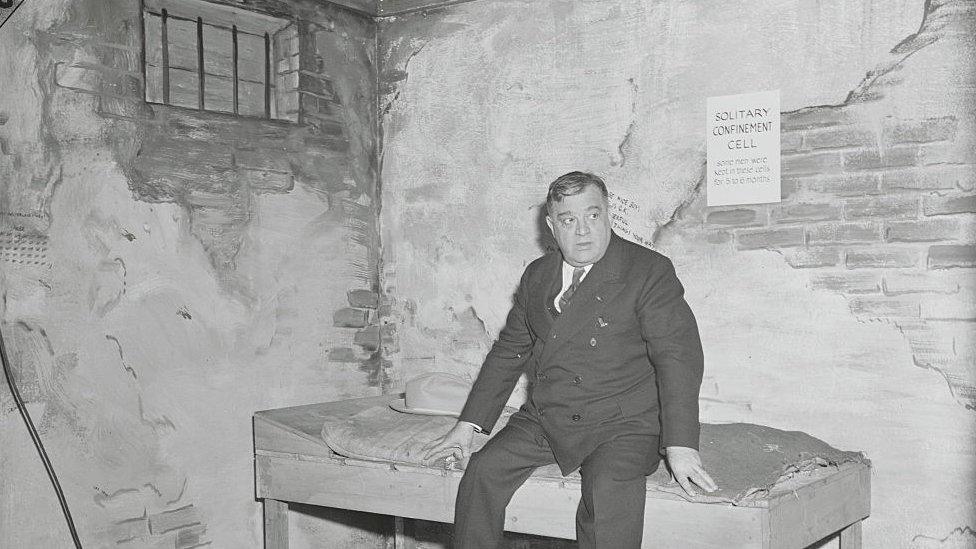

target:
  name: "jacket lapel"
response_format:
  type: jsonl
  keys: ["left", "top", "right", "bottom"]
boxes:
{"left": 526, "top": 252, "right": 562, "bottom": 337}
{"left": 541, "top": 233, "right": 629, "bottom": 358}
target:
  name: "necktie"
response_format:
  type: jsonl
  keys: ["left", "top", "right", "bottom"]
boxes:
{"left": 558, "top": 267, "right": 586, "bottom": 312}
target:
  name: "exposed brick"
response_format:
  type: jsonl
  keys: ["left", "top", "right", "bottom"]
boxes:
{"left": 334, "top": 307, "right": 369, "bottom": 328}
{"left": 348, "top": 289, "right": 380, "bottom": 308}
{"left": 380, "top": 323, "right": 398, "bottom": 353}
{"left": 884, "top": 116, "right": 957, "bottom": 144}
{"left": 781, "top": 151, "right": 844, "bottom": 177}
{"left": 780, "top": 176, "right": 801, "bottom": 199}
{"left": 705, "top": 208, "right": 765, "bottom": 227}
{"left": 848, "top": 296, "right": 920, "bottom": 318}
{"left": 55, "top": 62, "right": 96, "bottom": 92}
{"left": 705, "top": 230, "right": 733, "bottom": 244}
{"left": 98, "top": 96, "right": 155, "bottom": 120}
{"left": 328, "top": 347, "right": 362, "bottom": 362}
{"left": 781, "top": 132, "right": 803, "bottom": 152}
{"left": 54, "top": 62, "right": 142, "bottom": 100}
{"left": 771, "top": 202, "right": 841, "bottom": 224}
{"left": 148, "top": 505, "right": 199, "bottom": 536}
{"left": 881, "top": 166, "right": 970, "bottom": 191}
{"left": 845, "top": 195, "right": 918, "bottom": 219}
{"left": 354, "top": 326, "right": 381, "bottom": 351}
{"left": 807, "top": 222, "right": 881, "bottom": 244}
{"left": 923, "top": 194, "right": 976, "bottom": 216}
{"left": 101, "top": 72, "right": 142, "bottom": 98}
{"left": 895, "top": 320, "right": 955, "bottom": 366}
{"left": 734, "top": 227, "right": 805, "bottom": 250}
{"left": 886, "top": 217, "right": 975, "bottom": 243}
{"left": 810, "top": 272, "right": 882, "bottom": 294}
{"left": 238, "top": 169, "right": 294, "bottom": 192}
{"left": 806, "top": 174, "right": 880, "bottom": 196}
{"left": 175, "top": 523, "right": 208, "bottom": 548}
{"left": 781, "top": 106, "right": 854, "bottom": 130}
{"left": 234, "top": 149, "right": 291, "bottom": 172}
{"left": 112, "top": 516, "right": 150, "bottom": 541}
{"left": 919, "top": 141, "right": 976, "bottom": 165}
{"left": 883, "top": 272, "right": 961, "bottom": 295}
{"left": 843, "top": 146, "right": 920, "bottom": 170}
{"left": 845, "top": 249, "right": 918, "bottom": 269}
{"left": 928, "top": 245, "right": 976, "bottom": 269}
{"left": 783, "top": 247, "right": 842, "bottom": 268}
{"left": 921, "top": 294, "right": 976, "bottom": 321}
{"left": 803, "top": 127, "right": 878, "bottom": 150}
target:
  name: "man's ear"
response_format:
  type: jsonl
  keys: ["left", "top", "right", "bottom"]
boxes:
{"left": 545, "top": 215, "right": 554, "bottom": 235}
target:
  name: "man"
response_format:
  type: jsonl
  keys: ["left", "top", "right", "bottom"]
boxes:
{"left": 424, "top": 172, "right": 716, "bottom": 548}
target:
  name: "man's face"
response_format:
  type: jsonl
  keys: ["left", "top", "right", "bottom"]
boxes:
{"left": 546, "top": 185, "right": 612, "bottom": 267}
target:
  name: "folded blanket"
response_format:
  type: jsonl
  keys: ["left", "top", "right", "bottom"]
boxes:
{"left": 321, "top": 399, "right": 865, "bottom": 504}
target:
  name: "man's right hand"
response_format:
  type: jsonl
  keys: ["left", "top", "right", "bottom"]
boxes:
{"left": 421, "top": 421, "right": 475, "bottom": 467}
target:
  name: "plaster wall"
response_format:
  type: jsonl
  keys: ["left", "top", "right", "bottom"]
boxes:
{"left": 0, "top": 0, "right": 387, "bottom": 546}
{"left": 378, "top": 0, "right": 976, "bottom": 547}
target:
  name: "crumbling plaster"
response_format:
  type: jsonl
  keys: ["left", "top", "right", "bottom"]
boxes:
{"left": 377, "top": 0, "right": 975, "bottom": 547}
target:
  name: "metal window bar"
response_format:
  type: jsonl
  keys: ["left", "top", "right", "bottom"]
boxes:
{"left": 144, "top": 10, "right": 267, "bottom": 38}
{"left": 196, "top": 16, "right": 205, "bottom": 110}
{"left": 232, "top": 25, "right": 239, "bottom": 115}
{"left": 161, "top": 8, "right": 170, "bottom": 104}
{"left": 264, "top": 31, "right": 272, "bottom": 119}
{"left": 139, "top": 0, "right": 147, "bottom": 102}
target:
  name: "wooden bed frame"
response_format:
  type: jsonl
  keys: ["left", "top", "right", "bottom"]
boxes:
{"left": 254, "top": 397, "right": 871, "bottom": 548}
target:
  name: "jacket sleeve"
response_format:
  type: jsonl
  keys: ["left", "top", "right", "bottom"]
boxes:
{"left": 637, "top": 258, "right": 704, "bottom": 450}
{"left": 458, "top": 266, "right": 535, "bottom": 433}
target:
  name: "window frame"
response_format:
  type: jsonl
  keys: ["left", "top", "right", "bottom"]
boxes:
{"left": 141, "top": 0, "right": 300, "bottom": 122}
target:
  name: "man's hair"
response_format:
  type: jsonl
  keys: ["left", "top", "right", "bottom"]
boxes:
{"left": 546, "top": 171, "right": 609, "bottom": 214}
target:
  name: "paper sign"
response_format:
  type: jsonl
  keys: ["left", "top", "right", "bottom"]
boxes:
{"left": 706, "top": 90, "right": 781, "bottom": 206}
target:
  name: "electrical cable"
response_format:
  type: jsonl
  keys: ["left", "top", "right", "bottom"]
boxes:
{"left": 0, "top": 321, "right": 84, "bottom": 549}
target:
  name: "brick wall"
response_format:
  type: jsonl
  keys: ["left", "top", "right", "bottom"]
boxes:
{"left": 702, "top": 111, "right": 974, "bottom": 407}
{"left": 1, "top": 0, "right": 384, "bottom": 547}
{"left": 695, "top": 1, "right": 976, "bottom": 410}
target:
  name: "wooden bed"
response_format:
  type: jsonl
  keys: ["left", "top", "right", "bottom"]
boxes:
{"left": 254, "top": 396, "right": 871, "bottom": 548}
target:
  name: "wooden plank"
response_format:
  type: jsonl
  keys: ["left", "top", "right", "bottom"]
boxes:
{"left": 254, "top": 395, "right": 393, "bottom": 441}
{"left": 764, "top": 463, "right": 871, "bottom": 549}
{"left": 375, "top": 0, "right": 479, "bottom": 16}
{"left": 263, "top": 499, "right": 288, "bottom": 549}
{"left": 146, "top": 0, "right": 290, "bottom": 35}
{"left": 393, "top": 516, "right": 417, "bottom": 549}
{"left": 253, "top": 414, "right": 334, "bottom": 458}
{"left": 839, "top": 521, "right": 863, "bottom": 549}
{"left": 311, "top": 0, "right": 378, "bottom": 16}
{"left": 255, "top": 454, "right": 765, "bottom": 547}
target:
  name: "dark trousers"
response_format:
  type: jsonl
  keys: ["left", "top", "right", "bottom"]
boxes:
{"left": 453, "top": 418, "right": 660, "bottom": 549}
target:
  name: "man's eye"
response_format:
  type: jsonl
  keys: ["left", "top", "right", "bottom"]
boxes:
{"left": 589, "top": 213, "right": 600, "bottom": 220}
{"left": 562, "top": 218, "right": 574, "bottom": 225}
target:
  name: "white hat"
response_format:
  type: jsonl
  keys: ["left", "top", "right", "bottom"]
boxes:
{"left": 389, "top": 372, "right": 472, "bottom": 417}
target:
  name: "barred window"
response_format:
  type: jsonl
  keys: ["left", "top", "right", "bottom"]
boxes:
{"left": 142, "top": 0, "right": 299, "bottom": 122}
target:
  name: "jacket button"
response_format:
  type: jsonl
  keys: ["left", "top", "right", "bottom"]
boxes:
{"left": 552, "top": 333, "right": 557, "bottom": 339}
{"left": 572, "top": 414, "right": 582, "bottom": 421}
{"left": 589, "top": 338, "right": 597, "bottom": 347}
{"left": 574, "top": 375, "right": 583, "bottom": 384}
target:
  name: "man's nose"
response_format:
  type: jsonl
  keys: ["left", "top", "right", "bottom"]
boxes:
{"left": 576, "top": 219, "right": 590, "bottom": 236}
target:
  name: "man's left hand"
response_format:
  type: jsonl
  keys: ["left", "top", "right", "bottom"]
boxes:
{"left": 665, "top": 446, "right": 718, "bottom": 497}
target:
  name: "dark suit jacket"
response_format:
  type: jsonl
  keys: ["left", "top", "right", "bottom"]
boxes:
{"left": 459, "top": 232, "right": 704, "bottom": 473}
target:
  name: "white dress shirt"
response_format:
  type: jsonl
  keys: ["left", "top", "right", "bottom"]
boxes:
{"left": 553, "top": 261, "right": 592, "bottom": 313}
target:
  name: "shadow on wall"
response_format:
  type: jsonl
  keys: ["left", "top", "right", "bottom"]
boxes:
{"left": 534, "top": 202, "right": 558, "bottom": 254}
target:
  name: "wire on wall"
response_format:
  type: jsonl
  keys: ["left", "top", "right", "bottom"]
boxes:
{"left": 0, "top": 321, "right": 84, "bottom": 549}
